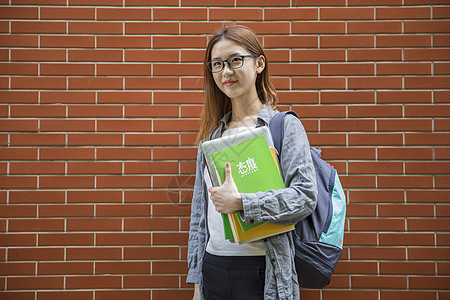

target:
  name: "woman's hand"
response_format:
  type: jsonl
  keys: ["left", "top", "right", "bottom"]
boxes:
{"left": 192, "top": 283, "right": 200, "bottom": 300}
{"left": 208, "top": 162, "right": 243, "bottom": 214}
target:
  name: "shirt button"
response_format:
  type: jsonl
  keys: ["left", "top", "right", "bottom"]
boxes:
{"left": 250, "top": 219, "right": 254, "bottom": 223}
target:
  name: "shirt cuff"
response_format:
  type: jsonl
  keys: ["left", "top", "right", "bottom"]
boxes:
{"left": 241, "top": 192, "right": 262, "bottom": 224}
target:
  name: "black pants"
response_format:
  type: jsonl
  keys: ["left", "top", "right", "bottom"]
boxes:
{"left": 202, "top": 252, "right": 266, "bottom": 300}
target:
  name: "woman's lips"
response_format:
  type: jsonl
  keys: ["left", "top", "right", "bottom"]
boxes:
{"left": 224, "top": 80, "right": 237, "bottom": 87}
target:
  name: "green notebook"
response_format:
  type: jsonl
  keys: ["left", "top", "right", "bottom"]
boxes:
{"left": 210, "top": 133, "right": 286, "bottom": 240}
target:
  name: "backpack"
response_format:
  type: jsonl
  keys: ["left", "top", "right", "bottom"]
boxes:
{"left": 269, "top": 111, "right": 346, "bottom": 289}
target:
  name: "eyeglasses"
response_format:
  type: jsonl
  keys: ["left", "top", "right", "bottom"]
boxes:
{"left": 207, "top": 55, "right": 259, "bottom": 73}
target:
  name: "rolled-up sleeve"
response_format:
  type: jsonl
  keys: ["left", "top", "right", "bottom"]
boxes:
{"left": 241, "top": 114, "right": 317, "bottom": 226}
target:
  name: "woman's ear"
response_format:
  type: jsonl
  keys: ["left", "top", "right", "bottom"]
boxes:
{"left": 256, "top": 55, "right": 265, "bottom": 74}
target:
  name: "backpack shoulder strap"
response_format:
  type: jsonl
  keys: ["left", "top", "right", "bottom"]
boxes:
{"left": 269, "top": 110, "right": 299, "bottom": 155}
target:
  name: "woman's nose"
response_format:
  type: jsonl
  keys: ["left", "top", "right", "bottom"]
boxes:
{"left": 222, "top": 63, "right": 234, "bottom": 76}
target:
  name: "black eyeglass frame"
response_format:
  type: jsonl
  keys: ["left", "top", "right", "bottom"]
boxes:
{"left": 207, "top": 55, "right": 259, "bottom": 73}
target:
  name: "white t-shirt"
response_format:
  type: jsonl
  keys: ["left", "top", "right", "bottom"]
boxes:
{"left": 205, "top": 127, "right": 266, "bottom": 256}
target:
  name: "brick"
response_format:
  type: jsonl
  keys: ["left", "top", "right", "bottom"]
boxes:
{"left": 153, "top": 119, "right": 200, "bottom": 132}
{"left": 435, "top": 62, "right": 450, "bottom": 75}
{"left": 0, "top": 119, "right": 37, "bottom": 132}
{"left": 98, "top": 91, "right": 152, "bottom": 104}
{"left": 350, "top": 77, "right": 403, "bottom": 89}
{"left": 66, "top": 275, "right": 121, "bottom": 289}
{"left": 0, "top": 176, "right": 37, "bottom": 189}
{"left": 0, "top": 35, "right": 37, "bottom": 47}
{"left": 321, "top": 119, "right": 375, "bottom": 132}
{"left": 0, "top": 91, "right": 38, "bottom": 103}
{"left": 348, "top": 161, "right": 403, "bottom": 174}
{"left": 352, "top": 275, "right": 407, "bottom": 289}
{"left": 321, "top": 7, "right": 374, "bottom": 20}
{"left": 96, "top": 233, "right": 151, "bottom": 246}
{"left": 346, "top": 204, "right": 377, "bottom": 217}
{"left": 96, "top": 148, "right": 150, "bottom": 160}
{"left": 376, "top": 7, "right": 431, "bottom": 19}
{"left": 264, "top": 36, "right": 317, "bottom": 49}
{"left": 68, "top": 105, "right": 123, "bottom": 118}
{"left": 434, "top": 6, "right": 450, "bottom": 19}
{"left": 125, "top": 50, "right": 179, "bottom": 62}
{"left": 378, "top": 119, "right": 432, "bottom": 132}
{"left": 408, "top": 247, "right": 449, "bottom": 260}
{"left": 153, "top": 204, "right": 191, "bottom": 217}
{"left": 236, "top": 22, "right": 291, "bottom": 35}
{"left": 97, "top": 175, "right": 151, "bottom": 188}
{"left": 379, "top": 204, "right": 435, "bottom": 217}
{"left": 406, "top": 162, "right": 450, "bottom": 174}
{"left": 11, "top": 133, "right": 65, "bottom": 146}
{"left": 0, "top": 234, "right": 36, "bottom": 246}
{"left": 406, "top": 133, "right": 450, "bottom": 145}
{"left": 406, "top": 76, "right": 450, "bottom": 89}
{"left": 380, "top": 290, "right": 438, "bottom": 300}
{"left": 292, "top": 77, "right": 346, "bottom": 90}
{"left": 344, "top": 232, "right": 378, "bottom": 245}
{"left": 340, "top": 175, "right": 376, "bottom": 188}
{"left": 39, "top": 176, "right": 95, "bottom": 189}
{"left": 11, "top": 76, "right": 66, "bottom": 90}
{"left": 125, "top": 190, "right": 179, "bottom": 204}
{"left": 405, "top": 20, "right": 450, "bottom": 33}
{"left": 39, "top": 204, "right": 94, "bottom": 218}
{"left": 10, "top": 190, "right": 64, "bottom": 204}
{"left": 10, "top": 162, "right": 65, "bottom": 175}
{"left": 67, "top": 190, "right": 120, "bottom": 204}
{"left": 124, "top": 161, "right": 178, "bottom": 174}
{"left": 436, "top": 147, "right": 450, "bottom": 160}
{"left": 409, "top": 276, "right": 450, "bottom": 290}
{"left": 378, "top": 175, "right": 433, "bottom": 189}
{"left": 405, "top": 49, "right": 450, "bottom": 61}
{"left": 405, "top": 104, "right": 450, "bottom": 117}
{"left": 348, "top": 49, "right": 402, "bottom": 61}
{"left": 181, "top": 0, "right": 232, "bottom": 5}
{"left": 69, "top": 49, "right": 123, "bottom": 62}
{"left": 351, "top": 246, "right": 406, "bottom": 260}
{"left": 123, "top": 275, "right": 178, "bottom": 288}
{"left": 97, "top": 8, "right": 150, "bottom": 20}
{"left": 11, "top": 104, "right": 66, "bottom": 117}
{"left": 7, "top": 276, "right": 64, "bottom": 290}
{"left": 97, "top": 36, "right": 151, "bottom": 49}
{"left": 0, "top": 292, "right": 35, "bottom": 300}
{"left": 211, "top": 8, "right": 263, "bottom": 21}
{"left": 0, "top": 62, "right": 37, "bottom": 75}
{"left": 40, "top": 148, "right": 95, "bottom": 160}
{"left": 40, "top": 63, "right": 95, "bottom": 76}
{"left": 377, "top": 62, "right": 431, "bottom": 75}
{"left": 322, "top": 91, "right": 375, "bottom": 104}
{"left": 40, "top": 7, "right": 94, "bottom": 20}
{"left": 349, "top": 21, "right": 402, "bottom": 34}
{"left": 154, "top": 91, "right": 203, "bottom": 104}
{"left": 153, "top": 36, "right": 206, "bottom": 49}
{"left": 153, "top": 175, "right": 195, "bottom": 189}
{"left": 436, "top": 204, "right": 450, "bottom": 217}
{"left": 380, "top": 232, "right": 435, "bottom": 246}
{"left": 408, "top": 218, "right": 450, "bottom": 232}
{"left": 38, "top": 262, "right": 93, "bottom": 275}
{"left": 323, "top": 290, "right": 378, "bottom": 300}
{"left": 41, "top": 91, "right": 96, "bottom": 104}
{"left": 97, "top": 120, "right": 151, "bottom": 132}
{"left": 124, "top": 133, "right": 179, "bottom": 146}
{"left": 181, "top": 21, "right": 233, "bottom": 35}
{"left": 292, "top": 105, "right": 345, "bottom": 118}
{"left": 69, "top": 21, "right": 123, "bottom": 34}
{"left": 321, "top": 147, "right": 376, "bottom": 160}
{"left": 67, "top": 218, "right": 122, "bottom": 231}
{"left": 0, "top": 262, "right": 35, "bottom": 275}
{"left": 264, "top": 8, "right": 317, "bottom": 20}
{"left": 96, "top": 261, "right": 150, "bottom": 275}
{"left": 40, "top": 35, "right": 94, "bottom": 48}
{"left": 291, "top": 21, "right": 345, "bottom": 34}
{"left": 69, "top": 78, "right": 123, "bottom": 90}
{"left": 350, "top": 218, "right": 405, "bottom": 231}
{"left": 97, "top": 63, "right": 150, "bottom": 76}
{"left": 378, "top": 147, "right": 433, "bottom": 160}
{"left": 124, "top": 217, "right": 179, "bottom": 231}
{"left": 123, "top": 246, "right": 178, "bottom": 260}
{"left": 380, "top": 261, "right": 436, "bottom": 276}
{"left": 37, "top": 291, "right": 93, "bottom": 300}
{"left": 8, "top": 247, "right": 64, "bottom": 261}
{"left": 180, "top": 105, "right": 202, "bottom": 118}
{"left": 38, "top": 233, "right": 94, "bottom": 246}
{"left": 0, "top": 7, "right": 38, "bottom": 19}
{"left": 125, "top": 21, "right": 178, "bottom": 34}
{"left": 265, "top": 49, "right": 290, "bottom": 62}
{"left": 334, "top": 260, "right": 378, "bottom": 274}
{"left": 377, "top": 91, "right": 432, "bottom": 103}
{"left": 152, "top": 290, "right": 193, "bottom": 300}
{"left": 96, "top": 290, "right": 151, "bottom": 300}
{"left": 407, "top": 190, "right": 450, "bottom": 204}
{"left": 154, "top": 7, "right": 207, "bottom": 20}
{"left": 321, "top": 35, "right": 374, "bottom": 48}
{"left": 376, "top": 35, "right": 431, "bottom": 48}
{"left": 438, "top": 261, "right": 450, "bottom": 275}
{"left": 349, "top": 105, "right": 402, "bottom": 118}
{"left": 320, "top": 63, "right": 374, "bottom": 76}
{"left": 153, "top": 260, "right": 188, "bottom": 273}
{"left": 153, "top": 63, "right": 202, "bottom": 76}
{"left": 125, "top": 77, "right": 178, "bottom": 90}
{"left": 96, "top": 204, "right": 150, "bottom": 217}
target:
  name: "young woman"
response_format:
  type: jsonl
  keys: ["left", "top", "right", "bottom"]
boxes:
{"left": 187, "top": 25, "right": 317, "bottom": 300}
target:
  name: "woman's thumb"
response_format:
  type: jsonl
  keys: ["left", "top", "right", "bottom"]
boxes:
{"left": 224, "top": 162, "right": 233, "bottom": 182}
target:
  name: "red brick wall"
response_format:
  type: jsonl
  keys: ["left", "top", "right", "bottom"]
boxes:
{"left": 1, "top": 1, "right": 449, "bottom": 299}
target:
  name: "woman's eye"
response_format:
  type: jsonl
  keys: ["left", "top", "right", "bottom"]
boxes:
{"left": 231, "top": 57, "right": 242, "bottom": 63}
{"left": 212, "top": 61, "right": 222, "bottom": 67}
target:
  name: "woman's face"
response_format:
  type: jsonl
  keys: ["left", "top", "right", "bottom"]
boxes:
{"left": 210, "top": 38, "right": 264, "bottom": 101}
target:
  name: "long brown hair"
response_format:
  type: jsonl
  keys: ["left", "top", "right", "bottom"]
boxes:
{"left": 195, "top": 25, "right": 278, "bottom": 145}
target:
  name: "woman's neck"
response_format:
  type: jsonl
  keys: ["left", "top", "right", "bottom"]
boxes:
{"left": 228, "top": 96, "right": 263, "bottom": 129}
